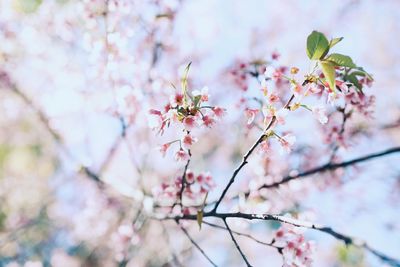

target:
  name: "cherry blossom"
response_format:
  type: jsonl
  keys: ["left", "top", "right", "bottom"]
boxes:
{"left": 311, "top": 105, "right": 328, "bottom": 124}
{"left": 158, "top": 143, "right": 171, "bottom": 157}
{"left": 181, "top": 133, "right": 198, "bottom": 149}
{"left": 212, "top": 106, "right": 226, "bottom": 118}
{"left": 1, "top": 3, "right": 398, "bottom": 265}
{"left": 274, "top": 226, "right": 315, "bottom": 267}
{"left": 174, "top": 148, "right": 189, "bottom": 162}
{"left": 278, "top": 133, "right": 296, "bottom": 154}
{"left": 245, "top": 108, "right": 259, "bottom": 125}
{"left": 153, "top": 170, "right": 215, "bottom": 204}
{"left": 192, "top": 86, "right": 210, "bottom": 102}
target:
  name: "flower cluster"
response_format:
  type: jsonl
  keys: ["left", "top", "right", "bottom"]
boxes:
{"left": 233, "top": 37, "right": 375, "bottom": 155}
{"left": 274, "top": 225, "right": 315, "bottom": 267}
{"left": 229, "top": 53, "right": 286, "bottom": 93}
{"left": 343, "top": 84, "right": 375, "bottom": 117}
{"left": 149, "top": 66, "right": 225, "bottom": 160}
{"left": 152, "top": 170, "right": 215, "bottom": 205}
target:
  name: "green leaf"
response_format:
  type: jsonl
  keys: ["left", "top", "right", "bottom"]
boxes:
{"left": 193, "top": 95, "right": 202, "bottom": 107}
{"left": 329, "top": 37, "right": 343, "bottom": 48}
{"left": 355, "top": 67, "right": 373, "bottom": 80}
{"left": 181, "top": 62, "right": 192, "bottom": 97}
{"left": 306, "top": 31, "right": 330, "bottom": 60}
{"left": 320, "top": 60, "right": 336, "bottom": 91}
{"left": 346, "top": 73, "right": 362, "bottom": 90}
{"left": 350, "top": 71, "right": 366, "bottom": 77}
{"left": 326, "top": 53, "right": 356, "bottom": 68}
{"left": 197, "top": 192, "right": 208, "bottom": 230}
{"left": 14, "top": 0, "right": 42, "bottom": 13}
{"left": 197, "top": 210, "right": 203, "bottom": 230}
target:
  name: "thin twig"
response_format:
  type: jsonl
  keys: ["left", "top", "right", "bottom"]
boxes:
{"left": 329, "top": 106, "right": 349, "bottom": 162}
{"left": 179, "top": 150, "right": 191, "bottom": 207}
{"left": 156, "top": 146, "right": 400, "bottom": 209}
{"left": 203, "top": 221, "right": 280, "bottom": 250}
{"left": 258, "top": 146, "right": 400, "bottom": 190}
{"left": 156, "top": 212, "right": 400, "bottom": 267}
{"left": 176, "top": 220, "right": 218, "bottom": 267}
{"left": 212, "top": 95, "right": 295, "bottom": 212}
{"left": 223, "top": 219, "right": 253, "bottom": 267}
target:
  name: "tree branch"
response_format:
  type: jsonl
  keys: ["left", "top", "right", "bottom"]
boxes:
{"left": 202, "top": 221, "right": 280, "bottom": 250}
{"left": 212, "top": 94, "right": 295, "bottom": 213}
{"left": 157, "top": 212, "right": 400, "bottom": 267}
{"left": 223, "top": 219, "right": 253, "bottom": 267}
{"left": 258, "top": 146, "right": 400, "bottom": 190}
{"left": 176, "top": 220, "right": 217, "bottom": 267}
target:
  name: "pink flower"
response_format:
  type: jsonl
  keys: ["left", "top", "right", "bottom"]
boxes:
{"left": 272, "top": 69, "right": 283, "bottom": 80}
{"left": 204, "top": 173, "right": 215, "bottom": 187}
{"left": 271, "top": 51, "right": 280, "bottom": 60}
{"left": 245, "top": 108, "right": 259, "bottom": 125}
{"left": 304, "top": 84, "right": 322, "bottom": 95}
{"left": 148, "top": 113, "right": 166, "bottom": 134}
{"left": 360, "top": 76, "right": 373, "bottom": 87}
{"left": 276, "top": 108, "right": 288, "bottom": 125}
{"left": 196, "top": 172, "right": 215, "bottom": 190}
{"left": 274, "top": 226, "right": 315, "bottom": 267}
{"left": 158, "top": 143, "right": 171, "bottom": 157}
{"left": 291, "top": 83, "right": 304, "bottom": 96}
{"left": 202, "top": 115, "right": 215, "bottom": 127}
{"left": 327, "top": 91, "right": 340, "bottom": 105}
{"left": 192, "top": 86, "right": 209, "bottom": 102}
{"left": 336, "top": 80, "right": 349, "bottom": 93}
{"left": 181, "top": 134, "right": 198, "bottom": 149}
{"left": 149, "top": 109, "right": 162, "bottom": 116}
{"left": 186, "top": 170, "right": 195, "bottom": 183}
{"left": 262, "top": 106, "right": 275, "bottom": 123}
{"left": 268, "top": 93, "right": 280, "bottom": 103}
{"left": 279, "top": 133, "right": 296, "bottom": 153}
{"left": 212, "top": 106, "right": 226, "bottom": 118}
{"left": 183, "top": 116, "right": 196, "bottom": 130}
{"left": 259, "top": 140, "right": 270, "bottom": 154}
{"left": 311, "top": 106, "right": 328, "bottom": 124}
{"left": 169, "top": 93, "right": 184, "bottom": 107}
{"left": 174, "top": 149, "right": 189, "bottom": 161}
{"left": 196, "top": 173, "right": 204, "bottom": 184}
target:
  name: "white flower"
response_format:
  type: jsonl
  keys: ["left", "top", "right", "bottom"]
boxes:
{"left": 311, "top": 106, "right": 328, "bottom": 124}
{"left": 192, "top": 86, "right": 209, "bottom": 102}
{"left": 279, "top": 133, "right": 296, "bottom": 154}
{"left": 276, "top": 108, "right": 289, "bottom": 125}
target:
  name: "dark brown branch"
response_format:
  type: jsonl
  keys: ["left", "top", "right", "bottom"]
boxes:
{"left": 155, "top": 147, "right": 400, "bottom": 214}
{"left": 211, "top": 119, "right": 274, "bottom": 212}
{"left": 259, "top": 146, "right": 400, "bottom": 190}
{"left": 179, "top": 149, "right": 191, "bottom": 207}
{"left": 212, "top": 94, "right": 295, "bottom": 213}
{"left": 223, "top": 219, "right": 253, "bottom": 267}
{"left": 176, "top": 220, "right": 218, "bottom": 267}
{"left": 329, "top": 106, "right": 349, "bottom": 162}
{"left": 160, "top": 212, "right": 400, "bottom": 267}
{"left": 202, "top": 221, "right": 280, "bottom": 249}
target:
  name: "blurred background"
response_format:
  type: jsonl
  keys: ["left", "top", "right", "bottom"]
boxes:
{"left": 0, "top": 0, "right": 399, "bottom": 266}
